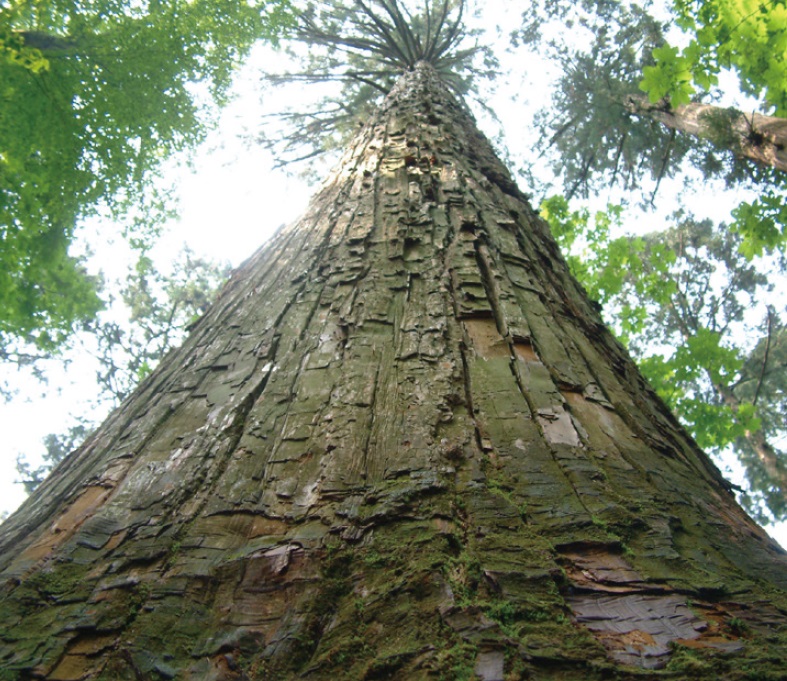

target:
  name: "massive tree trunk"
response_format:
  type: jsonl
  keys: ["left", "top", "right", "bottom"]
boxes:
{"left": 1, "top": 62, "right": 786, "bottom": 681}
{"left": 625, "top": 93, "right": 787, "bottom": 173}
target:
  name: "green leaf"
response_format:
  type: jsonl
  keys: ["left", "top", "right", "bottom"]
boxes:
{"left": 0, "top": 0, "right": 294, "bottom": 356}
{"left": 732, "top": 193, "right": 787, "bottom": 258}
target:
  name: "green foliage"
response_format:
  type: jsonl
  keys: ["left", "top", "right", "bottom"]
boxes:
{"left": 431, "top": 642, "right": 477, "bottom": 681}
{"left": 544, "top": 198, "right": 787, "bottom": 521}
{"left": 641, "top": 43, "right": 700, "bottom": 107}
{"left": 637, "top": 1, "right": 787, "bottom": 256}
{"left": 521, "top": 0, "right": 787, "bottom": 259}
{"left": 732, "top": 189, "right": 787, "bottom": 258}
{"left": 0, "top": 26, "right": 49, "bottom": 72}
{"left": 644, "top": 0, "right": 787, "bottom": 115}
{"left": 639, "top": 330, "right": 760, "bottom": 451}
{"left": 541, "top": 195, "right": 676, "bottom": 342}
{"left": 0, "top": 0, "right": 292, "bottom": 352}
{"left": 0, "top": 234, "right": 104, "bottom": 359}
{"left": 726, "top": 616, "right": 750, "bottom": 636}
{"left": 666, "top": 642, "right": 714, "bottom": 673}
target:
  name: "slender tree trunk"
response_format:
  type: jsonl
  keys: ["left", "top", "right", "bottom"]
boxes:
{"left": 625, "top": 93, "right": 787, "bottom": 173}
{"left": 740, "top": 426, "right": 787, "bottom": 497}
{"left": 1, "top": 63, "right": 786, "bottom": 681}
{"left": 714, "top": 380, "right": 787, "bottom": 507}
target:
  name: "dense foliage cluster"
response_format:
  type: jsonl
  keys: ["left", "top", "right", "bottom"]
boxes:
{"left": 0, "top": 0, "right": 292, "bottom": 357}
{"left": 643, "top": 0, "right": 787, "bottom": 113}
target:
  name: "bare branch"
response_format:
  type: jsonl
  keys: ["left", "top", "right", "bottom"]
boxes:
{"left": 753, "top": 308, "right": 775, "bottom": 407}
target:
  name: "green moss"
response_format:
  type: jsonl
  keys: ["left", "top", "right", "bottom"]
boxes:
{"left": 14, "top": 561, "right": 93, "bottom": 610}
{"left": 161, "top": 540, "right": 182, "bottom": 571}
{"left": 444, "top": 552, "right": 482, "bottom": 605}
{"left": 320, "top": 634, "right": 373, "bottom": 669}
{"left": 363, "top": 549, "right": 387, "bottom": 568}
{"left": 429, "top": 641, "right": 478, "bottom": 681}
{"left": 666, "top": 644, "right": 715, "bottom": 675}
{"left": 362, "top": 651, "right": 416, "bottom": 679}
{"left": 128, "top": 581, "right": 152, "bottom": 617}
{"left": 279, "top": 549, "right": 356, "bottom": 673}
{"left": 726, "top": 616, "right": 751, "bottom": 637}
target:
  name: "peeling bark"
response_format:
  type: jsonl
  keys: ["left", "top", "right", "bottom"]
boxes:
{"left": 625, "top": 93, "right": 787, "bottom": 173}
{"left": 1, "top": 63, "right": 786, "bottom": 681}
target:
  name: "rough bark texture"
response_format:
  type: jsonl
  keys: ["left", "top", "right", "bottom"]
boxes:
{"left": 626, "top": 93, "right": 787, "bottom": 173}
{"left": 1, "top": 63, "right": 786, "bottom": 681}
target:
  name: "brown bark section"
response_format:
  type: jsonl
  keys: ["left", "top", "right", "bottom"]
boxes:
{"left": 626, "top": 93, "right": 787, "bottom": 173}
{"left": 0, "top": 63, "right": 785, "bottom": 680}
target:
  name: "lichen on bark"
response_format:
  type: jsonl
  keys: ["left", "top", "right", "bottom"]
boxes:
{"left": 0, "top": 62, "right": 786, "bottom": 680}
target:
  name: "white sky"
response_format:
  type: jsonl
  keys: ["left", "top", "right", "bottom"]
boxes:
{"left": 2, "top": 3, "right": 785, "bottom": 548}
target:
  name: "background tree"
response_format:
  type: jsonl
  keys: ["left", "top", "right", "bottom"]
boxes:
{"left": 88, "top": 249, "right": 231, "bottom": 404}
{"left": 0, "top": 0, "right": 292, "bottom": 359}
{"left": 544, "top": 195, "right": 787, "bottom": 521}
{"left": 13, "top": 248, "right": 230, "bottom": 493}
{"left": 14, "top": 424, "right": 89, "bottom": 496}
{"left": 519, "top": 0, "right": 787, "bottom": 255}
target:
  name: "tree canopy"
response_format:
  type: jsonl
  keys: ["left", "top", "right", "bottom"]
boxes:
{"left": 0, "top": 0, "right": 292, "bottom": 358}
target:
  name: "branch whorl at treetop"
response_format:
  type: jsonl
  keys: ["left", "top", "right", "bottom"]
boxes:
{"left": 259, "top": 1, "right": 495, "bottom": 168}
{"left": 292, "top": 0, "right": 479, "bottom": 82}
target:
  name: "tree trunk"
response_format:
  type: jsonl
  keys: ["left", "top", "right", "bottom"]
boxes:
{"left": 625, "top": 93, "right": 787, "bottom": 173}
{"left": 1, "top": 62, "right": 786, "bottom": 681}
{"left": 714, "top": 380, "right": 787, "bottom": 510}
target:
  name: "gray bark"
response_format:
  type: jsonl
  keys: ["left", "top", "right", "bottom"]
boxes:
{"left": 0, "top": 63, "right": 785, "bottom": 680}
{"left": 626, "top": 93, "right": 787, "bottom": 173}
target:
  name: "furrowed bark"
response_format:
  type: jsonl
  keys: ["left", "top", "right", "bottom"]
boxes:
{"left": 0, "top": 63, "right": 785, "bottom": 681}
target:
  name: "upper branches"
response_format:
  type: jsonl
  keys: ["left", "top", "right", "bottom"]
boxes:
{"left": 256, "top": 0, "right": 496, "bottom": 167}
